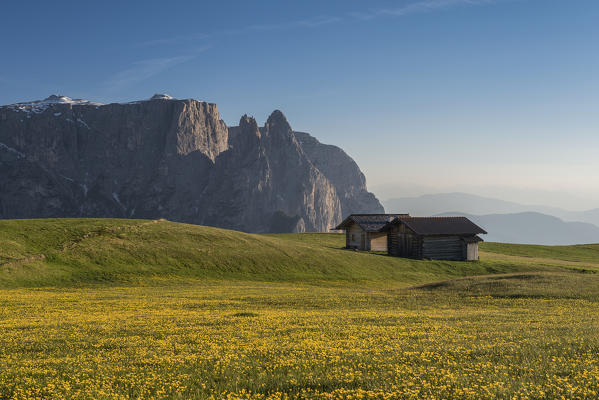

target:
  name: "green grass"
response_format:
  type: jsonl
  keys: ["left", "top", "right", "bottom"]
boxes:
{"left": 0, "top": 218, "right": 558, "bottom": 288}
{"left": 414, "top": 271, "right": 599, "bottom": 300}
{"left": 481, "top": 241, "right": 599, "bottom": 264}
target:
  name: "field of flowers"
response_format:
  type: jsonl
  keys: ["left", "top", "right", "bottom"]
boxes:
{"left": 1, "top": 279, "right": 598, "bottom": 399}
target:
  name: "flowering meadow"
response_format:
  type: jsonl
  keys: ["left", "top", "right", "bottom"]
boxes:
{"left": 1, "top": 279, "right": 598, "bottom": 400}
{"left": 1, "top": 220, "right": 599, "bottom": 399}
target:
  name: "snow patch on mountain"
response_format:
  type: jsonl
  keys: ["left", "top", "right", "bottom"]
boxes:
{"left": 0, "top": 142, "right": 25, "bottom": 158}
{"left": 4, "top": 94, "right": 103, "bottom": 114}
{"left": 76, "top": 118, "right": 90, "bottom": 129}
{"left": 150, "top": 93, "right": 174, "bottom": 100}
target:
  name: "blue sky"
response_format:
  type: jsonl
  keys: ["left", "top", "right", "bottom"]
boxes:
{"left": 2, "top": 0, "right": 598, "bottom": 209}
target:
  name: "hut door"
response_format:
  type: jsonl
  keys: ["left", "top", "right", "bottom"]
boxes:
{"left": 360, "top": 232, "right": 366, "bottom": 249}
{"left": 467, "top": 243, "right": 479, "bottom": 261}
{"left": 400, "top": 234, "right": 410, "bottom": 257}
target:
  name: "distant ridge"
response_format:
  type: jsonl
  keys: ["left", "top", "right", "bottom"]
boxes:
{"left": 385, "top": 192, "right": 599, "bottom": 227}
{"left": 437, "top": 211, "right": 599, "bottom": 245}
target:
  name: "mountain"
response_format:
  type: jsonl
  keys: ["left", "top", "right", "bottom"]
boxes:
{"left": 290, "top": 132, "right": 383, "bottom": 215}
{"left": 438, "top": 211, "right": 599, "bottom": 245}
{"left": 0, "top": 95, "right": 382, "bottom": 232}
{"left": 564, "top": 208, "right": 599, "bottom": 228}
{"left": 385, "top": 193, "right": 527, "bottom": 216}
{"left": 385, "top": 192, "right": 599, "bottom": 227}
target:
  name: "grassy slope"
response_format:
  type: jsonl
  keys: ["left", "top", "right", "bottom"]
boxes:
{"left": 0, "top": 218, "right": 595, "bottom": 288}
{"left": 481, "top": 241, "right": 599, "bottom": 264}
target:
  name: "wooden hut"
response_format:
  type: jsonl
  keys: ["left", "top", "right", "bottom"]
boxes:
{"left": 334, "top": 214, "right": 409, "bottom": 251}
{"left": 381, "top": 216, "right": 487, "bottom": 261}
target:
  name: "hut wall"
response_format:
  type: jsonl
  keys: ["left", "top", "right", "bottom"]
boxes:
{"left": 421, "top": 236, "right": 465, "bottom": 260}
{"left": 346, "top": 224, "right": 365, "bottom": 249}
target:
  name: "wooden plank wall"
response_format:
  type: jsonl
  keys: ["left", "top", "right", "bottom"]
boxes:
{"left": 347, "top": 224, "right": 365, "bottom": 249}
{"left": 422, "top": 236, "right": 465, "bottom": 260}
{"left": 387, "top": 225, "right": 421, "bottom": 258}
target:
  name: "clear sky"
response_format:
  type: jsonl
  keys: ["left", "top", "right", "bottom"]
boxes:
{"left": 1, "top": 0, "right": 598, "bottom": 210}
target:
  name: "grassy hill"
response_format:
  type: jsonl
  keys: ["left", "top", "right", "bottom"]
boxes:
{"left": 1, "top": 218, "right": 598, "bottom": 288}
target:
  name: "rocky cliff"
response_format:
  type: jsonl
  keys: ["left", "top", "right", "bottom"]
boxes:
{"left": 0, "top": 94, "right": 382, "bottom": 232}
{"left": 292, "top": 131, "right": 384, "bottom": 216}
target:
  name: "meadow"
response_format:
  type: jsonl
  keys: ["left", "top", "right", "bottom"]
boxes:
{"left": 1, "top": 219, "right": 599, "bottom": 399}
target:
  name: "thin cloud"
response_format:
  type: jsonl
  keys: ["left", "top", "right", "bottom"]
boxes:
{"left": 106, "top": 56, "right": 193, "bottom": 90}
{"left": 294, "top": 15, "right": 343, "bottom": 28}
{"left": 139, "top": 33, "right": 210, "bottom": 47}
{"left": 140, "top": 0, "right": 498, "bottom": 48}
{"left": 236, "top": 15, "right": 342, "bottom": 32}
{"left": 350, "top": 0, "right": 496, "bottom": 20}
{"left": 140, "top": 15, "right": 343, "bottom": 47}
{"left": 106, "top": 47, "right": 209, "bottom": 91}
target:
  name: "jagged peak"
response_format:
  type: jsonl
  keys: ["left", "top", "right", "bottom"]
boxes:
{"left": 267, "top": 109, "right": 287, "bottom": 123}
{"left": 234, "top": 114, "right": 261, "bottom": 142}
{"left": 265, "top": 109, "right": 291, "bottom": 134}
{"left": 240, "top": 114, "right": 260, "bottom": 135}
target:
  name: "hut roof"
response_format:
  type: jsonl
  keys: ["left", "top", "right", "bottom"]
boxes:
{"left": 463, "top": 235, "right": 484, "bottom": 243}
{"left": 334, "top": 214, "right": 409, "bottom": 232}
{"left": 382, "top": 216, "right": 487, "bottom": 236}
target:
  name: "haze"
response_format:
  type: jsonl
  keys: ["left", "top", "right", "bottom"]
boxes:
{"left": 1, "top": 0, "right": 597, "bottom": 210}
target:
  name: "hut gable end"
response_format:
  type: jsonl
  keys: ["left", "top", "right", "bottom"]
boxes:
{"left": 334, "top": 213, "right": 409, "bottom": 251}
